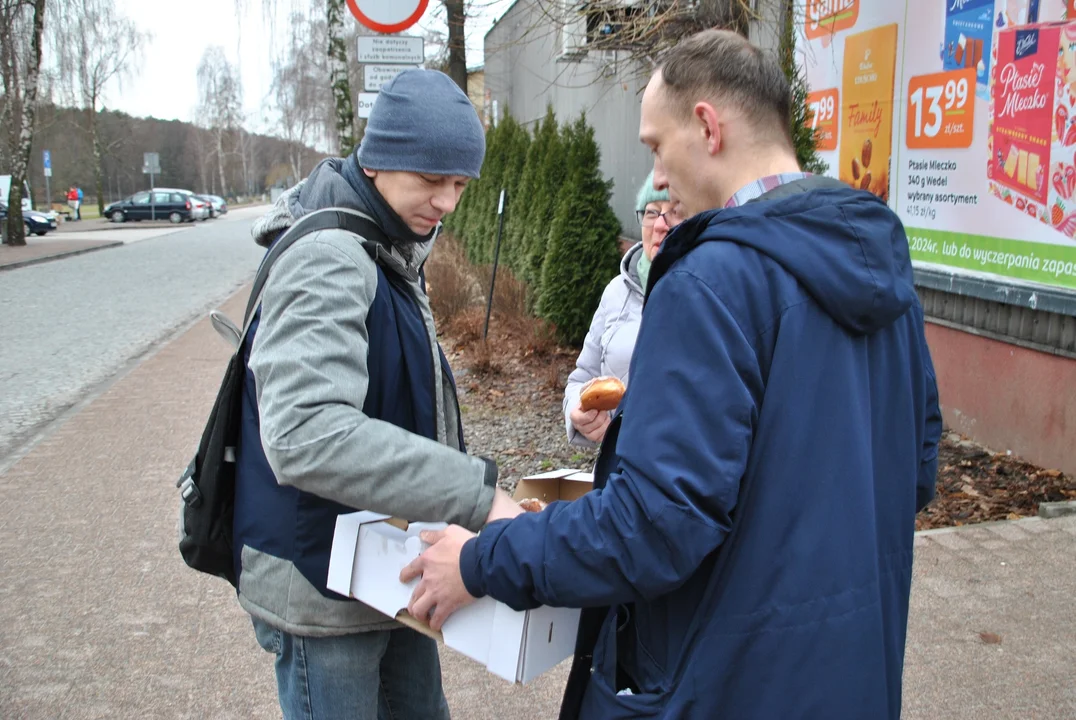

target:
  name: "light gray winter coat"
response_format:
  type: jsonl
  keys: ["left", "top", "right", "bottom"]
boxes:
{"left": 235, "top": 160, "right": 495, "bottom": 636}
{"left": 562, "top": 242, "right": 645, "bottom": 447}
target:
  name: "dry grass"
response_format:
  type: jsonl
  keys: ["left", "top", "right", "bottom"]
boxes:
{"left": 426, "top": 232, "right": 571, "bottom": 375}
{"left": 425, "top": 233, "right": 481, "bottom": 324}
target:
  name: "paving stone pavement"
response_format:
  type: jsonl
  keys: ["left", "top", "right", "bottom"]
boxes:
{"left": 1, "top": 282, "right": 1073, "bottom": 718}
{"left": 903, "top": 518, "right": 1076, "bottom": 720}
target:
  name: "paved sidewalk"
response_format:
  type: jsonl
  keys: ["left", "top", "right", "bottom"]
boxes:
{"left": 904, "top": 518, "right": 1076, "bottom": 719}
{"left": 0, "top": 285, "right": 1073, "bottom": 718}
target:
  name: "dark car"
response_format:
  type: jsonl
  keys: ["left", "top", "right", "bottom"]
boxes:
{"left": 0, "top": 200, "right": 58, "bottom": 236}
{"left": 103, "top": 190, "right": 193, "bottom": 224}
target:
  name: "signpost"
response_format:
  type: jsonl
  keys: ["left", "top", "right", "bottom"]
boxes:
{"left": 350, "top": 2, "right": 426, "bottom": 141}
{"left": 483, "top": 189, "right": 508, "bottom": 340}
{"left": 347, "top": 0, "right": 428, "bottom": 34}
{"left": 354, "top": 36, "right": 424, "bottom": 123}
{"left": 143, "top": 152, "right": 161, "bottom": 220}
{"left": 42, "top": 150, "right": 52, "bottom": 210}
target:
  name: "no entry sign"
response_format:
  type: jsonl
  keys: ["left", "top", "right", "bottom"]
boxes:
{"left": 346, "top": 0, "right": 428, "bottom": 34}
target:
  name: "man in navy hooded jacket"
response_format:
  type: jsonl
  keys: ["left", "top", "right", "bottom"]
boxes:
{"left": 403, "top": 30, "right": 942, "bottom": 719}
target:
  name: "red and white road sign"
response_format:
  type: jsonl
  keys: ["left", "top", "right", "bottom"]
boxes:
{"left": 346, "top": 0, "right": 429, "bottom": 34}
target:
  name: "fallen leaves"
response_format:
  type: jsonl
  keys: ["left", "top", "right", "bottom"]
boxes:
{"left": 978, "top": 631, "right": 1003, "bottom": 645}
{"left": 916, "top": 437, "right": 1075, "bottom": 531}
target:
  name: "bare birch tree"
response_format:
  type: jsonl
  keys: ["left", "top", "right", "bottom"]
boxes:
{"left": 271, "top": 11, "right": 330, "bottom": 178}
{"left": 196, "top": 46, "right": 244, "bottom": 198}
{"left": 1, "top": 0, "right": 47, "bottom": 246}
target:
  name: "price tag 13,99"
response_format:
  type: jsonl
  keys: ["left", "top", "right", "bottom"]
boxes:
{"left": 906, "top": 68, "right": 976, "bottom": 150}
{"left": 806, "top": 88, "right": 839, "bottom": 151}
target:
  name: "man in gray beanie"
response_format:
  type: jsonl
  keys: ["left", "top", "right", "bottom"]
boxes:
{"left": 234, "top": 69, "right": 521, "bottom": 720}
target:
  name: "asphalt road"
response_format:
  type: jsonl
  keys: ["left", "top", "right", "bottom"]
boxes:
{"left": 0, "top": 207, "right": 267, "bottom": 465}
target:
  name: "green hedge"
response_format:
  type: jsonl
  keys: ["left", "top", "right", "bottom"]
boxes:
{"left": 445, "top": 107, "right": 621, "bottom": 346}
{"left": 537, "top": 114, "right": 622, "bottom": 345}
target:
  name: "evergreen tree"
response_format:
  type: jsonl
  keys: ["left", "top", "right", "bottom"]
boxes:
{"left": 521, "top": 122, "right": 570, "bottom": 303}
{"left": 537, "top": 113, "right": 621, "bottom": 345}
{"left": 444, "top": 122, "right": 491, "bottom": 237}
{"left": 497, "top": 118, "right": 531, "bottom": 265}
{"left": 779, "top": 0, "right": 828, "bottom": 175}
{"left": 464, "top": 115, "right": 510, "bottom": 263}
{"left": 473, "top": 114, "right": 527, "bottom": 263}
{"left": 507, "top": 105, "right": 558, "bottom": 276}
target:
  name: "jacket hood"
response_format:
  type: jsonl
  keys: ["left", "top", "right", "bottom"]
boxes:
{"left": 669, "top": 184, "right": 916, "bottom": 335}
{"left": 619, "top": 242, "right": 645, "bottom": 296}
{"left": 250, "top": 158, "right": 436, "bottom": 273}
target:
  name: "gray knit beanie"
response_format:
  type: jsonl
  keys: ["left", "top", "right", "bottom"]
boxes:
{"left": 357, "top": 69, "right": 486, "bottom": 179}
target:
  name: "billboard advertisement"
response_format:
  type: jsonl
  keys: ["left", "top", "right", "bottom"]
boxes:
{"left": 800, "top": 0, "right": 1076, "bottom": 292}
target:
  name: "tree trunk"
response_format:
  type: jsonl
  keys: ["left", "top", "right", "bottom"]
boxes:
{"left": 238, "top": 129, "right": 252, "bottom": 199}
{"left": 443, "top": 0, "right": 468, "bottom": 93}
{"left": 90, "top": 106, "right": 107, "bottom": 216}
{"left": 327, "top": 0, "right": 355, "bottom": 156}
{"left": 216, "top": 129, "right": 228, "bottom": 197}
{"left": 4, "top": 0, "right": 46, "bottom": 246}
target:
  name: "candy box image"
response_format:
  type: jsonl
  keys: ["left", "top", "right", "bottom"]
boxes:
{"left": 987, "top": 21, "right": 1076, "bottom": 238}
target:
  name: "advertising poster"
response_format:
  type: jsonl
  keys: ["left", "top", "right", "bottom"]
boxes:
{"left": 800, "top": 0, "right": 1076, "bottom": 292}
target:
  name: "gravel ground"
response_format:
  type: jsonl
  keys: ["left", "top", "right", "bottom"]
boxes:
{"left": 446, "top": 344, "right": 600, "bottom": 495}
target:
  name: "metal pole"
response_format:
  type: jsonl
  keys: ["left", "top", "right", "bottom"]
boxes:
{"left": 150, "top": 170, "right": 155, "bottom": 220}
{"left": 483, "top": 189, "right": 507, "bottom": 341}
{"left": 44, "top": 174, "right": 51, "bottom": 214}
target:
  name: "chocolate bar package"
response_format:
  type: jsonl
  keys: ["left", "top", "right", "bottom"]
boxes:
{"left": 943, "top": 0, "right": 1042, "bottom": 97}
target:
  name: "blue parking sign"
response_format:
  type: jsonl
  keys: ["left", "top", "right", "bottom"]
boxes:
{"left": 43, "top": 150, "right": 51, "bottom": 169}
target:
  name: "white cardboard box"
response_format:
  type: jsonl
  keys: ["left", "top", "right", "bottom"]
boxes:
{"left": 326, "top": 469, "right": 594, "bottom": 684}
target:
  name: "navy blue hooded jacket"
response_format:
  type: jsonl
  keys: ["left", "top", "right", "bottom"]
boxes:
{"left": 460, "top": 180, "right": 942, "bottom": 719}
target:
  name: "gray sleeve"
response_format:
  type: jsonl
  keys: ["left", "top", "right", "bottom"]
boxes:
{"left": 249, "top": 232, "right": 495, "bottom": 532}
{"left": 562, "top": 283, "right": 612, "bottom": 448}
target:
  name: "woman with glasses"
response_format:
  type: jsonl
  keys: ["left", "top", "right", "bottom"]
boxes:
{"left": 562, "top": 170, "right": 683, "bottom": 446}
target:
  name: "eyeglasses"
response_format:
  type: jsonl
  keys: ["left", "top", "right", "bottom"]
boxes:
{"left": 636, "top": 208, "right": 681, "bottom": 227}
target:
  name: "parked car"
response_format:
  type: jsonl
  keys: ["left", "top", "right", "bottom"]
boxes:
{"left": 206, "top": 195, "right": 228, "bottom": 215}
{"left": 0, "top": 200, "right": 58, "bottom": 236}
{"left": 103, "top": 190, "right": 193, "bottom": 224}
{"left": 188, "top": 195, "right": 211, "bottom": 221}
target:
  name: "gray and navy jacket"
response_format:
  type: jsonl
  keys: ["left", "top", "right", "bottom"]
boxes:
{"left": 233, "top": 159, "right": 496, "bottom": 636}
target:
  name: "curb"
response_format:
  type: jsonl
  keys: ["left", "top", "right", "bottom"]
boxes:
{"left": 0, "top": 241, "right": 125, "bottom": 272}
{"left": 914, "top": 514, "right": 1062, "bottom": 536}
{"left": 1039, "top": 500, "right": 1076, "bottom": 519}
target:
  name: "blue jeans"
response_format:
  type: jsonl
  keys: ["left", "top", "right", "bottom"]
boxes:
{"left": 253, "top": 618, "right": 451, "bottom": 720}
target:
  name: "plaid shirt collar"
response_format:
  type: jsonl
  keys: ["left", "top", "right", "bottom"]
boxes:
{"left": 724, "top": 172, "right": 812, "bottom": 209}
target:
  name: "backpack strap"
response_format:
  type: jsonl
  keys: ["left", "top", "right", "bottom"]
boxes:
{"left": 238, "top": 209, "right": 389, "bottom": 347}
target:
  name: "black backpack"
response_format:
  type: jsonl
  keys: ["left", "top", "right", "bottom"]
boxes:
{"left": 177, "top": 209, "right": 389, "bottom": 587}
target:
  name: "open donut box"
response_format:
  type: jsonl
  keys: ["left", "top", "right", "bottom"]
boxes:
{"left": 326, "top": 468, "right": 593, "bottom": 683}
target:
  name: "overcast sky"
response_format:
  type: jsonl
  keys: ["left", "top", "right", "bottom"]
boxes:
{"left": 107, "top": 0, "right": 513, "bottom": 133}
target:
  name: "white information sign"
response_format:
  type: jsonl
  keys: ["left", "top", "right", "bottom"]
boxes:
{"left": 357, "top": 35, "right": 424, "bottom": 65}
{"left": 357, "top": 92, "right": 379, "bottom": 119}
{"left": 363, "top": 64, "right": 419, "bottom": 92}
